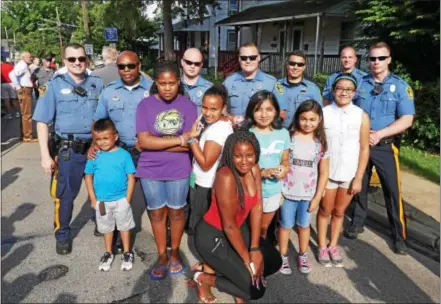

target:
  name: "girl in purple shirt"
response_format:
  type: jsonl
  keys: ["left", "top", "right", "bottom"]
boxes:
{"left": 136, "top": 61, "right": 197, "bottom": 280}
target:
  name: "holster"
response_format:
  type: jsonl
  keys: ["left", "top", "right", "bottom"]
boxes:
{"left": 48, "top": 132, "right": 59, "bottom": 159}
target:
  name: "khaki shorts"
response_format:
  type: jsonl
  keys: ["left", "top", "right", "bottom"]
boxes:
{"left": 95, "top": 198, "right": 135, "bottom": 234}
{"left": 1, "top": 83, "right": 17, "bottom": 100}
{"left": 326, "top": 178, "right": 351, "bottom": 190}
{"left": 263, "top": 193, "right": 283, "bottom": 213}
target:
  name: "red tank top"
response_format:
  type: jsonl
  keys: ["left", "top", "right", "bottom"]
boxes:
{"left": 203, "top": 191, "right": 258, "bottom": 230}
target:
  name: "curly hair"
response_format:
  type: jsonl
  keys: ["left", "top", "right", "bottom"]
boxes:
{"left": 149, "top": 60, "right": 187, "bottom": 97}
{"left": 218, "top": 130, "right": 260, "bottom": 209}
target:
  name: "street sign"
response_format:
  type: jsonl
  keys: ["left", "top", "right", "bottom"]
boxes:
{"left": 104, "top": 27, "right": 118, "bottom": 41}
{"left": 85, "top": 44, "right": 93, "bottom": 55}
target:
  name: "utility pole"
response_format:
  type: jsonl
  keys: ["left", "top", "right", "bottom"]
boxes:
{"left": 81, "top": 0, "right": 90, "bottom": 42}
{"left": 56, "top": 7, "right": 64, "bottom": 58}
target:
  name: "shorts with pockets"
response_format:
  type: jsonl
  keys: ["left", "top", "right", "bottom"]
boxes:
{"left": 95, "top": 197, "right": 135, "bottom": 233}
{"left": 262, "top": 193, "right": 282, "bottom": 213}
{"left": 279, "top": 199, "right": 311, "bottom": 229}
{"left": 139, "top": 177, "right": 190, "bottom": 210}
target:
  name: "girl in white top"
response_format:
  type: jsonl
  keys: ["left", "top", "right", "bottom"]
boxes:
{"left": 317, "top": 74, "right": 370, "bottom": 268}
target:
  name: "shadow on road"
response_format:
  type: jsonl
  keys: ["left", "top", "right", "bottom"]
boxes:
{"left": 1, "top": 167, "right": 23, "bottom": 191}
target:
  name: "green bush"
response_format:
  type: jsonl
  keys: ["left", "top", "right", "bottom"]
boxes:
{"left": 313, "top": 73, "right": 329, "bottom": 91}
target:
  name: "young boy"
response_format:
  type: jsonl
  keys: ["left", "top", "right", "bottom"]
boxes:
{"left": 84, "top": 118, "right": 136, "bottom": 271}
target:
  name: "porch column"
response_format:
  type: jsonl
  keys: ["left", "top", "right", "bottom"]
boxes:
{"left": 215, "top": 26, "right": 220, "bottom": 80}
{"left": 313, "top": 14, "right": 321, "bottom": 76}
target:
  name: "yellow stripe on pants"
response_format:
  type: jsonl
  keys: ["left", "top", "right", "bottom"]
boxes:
{"left": 370, "top": 166, "right": 381, "bottom": 187}
{"left": 50, "top": 166, "right": 61, "bottom": 233}
{"left": 392, "top": 144, "right": 406, "bottom": 239}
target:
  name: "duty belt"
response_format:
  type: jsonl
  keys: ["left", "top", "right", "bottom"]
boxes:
{"left": 55, "top": 134, "right": 91, "bottom": 155}
{"left": 378, "top": 137, "right": 395, "bottom": 146}
{"left": 120, "top": 142, "right": 140, "bottom": 158}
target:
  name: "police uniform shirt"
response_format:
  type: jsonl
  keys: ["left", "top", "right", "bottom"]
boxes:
{"left": 182, "top": 75, "right": 213, "bottom": 115}
{"left": 322, "top": 67, "right": 367, "bottom": 103}
{"left": 354, "top": 73, "right": 415, "bottom": 131}
{"left": 94, "top": 75, "right": 153, "bottom": 147}
{"left": 33, "top": 73, "right": 104, "bottom": 139}
{"left": 223, "top": 70, "right": 277, "bottom": 116}
{"left": 273, "top": 77, "right": 323, "bottom": 128}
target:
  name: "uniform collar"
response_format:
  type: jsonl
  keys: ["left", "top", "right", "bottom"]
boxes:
{"left": 114, "top": 75, "right": 150, "bottom": 90}
{"left": 62, "top": 72, "right": 87, "bottom": 86}
{"left": 181, "top": 75, "right": 205, "bottom": 88}
{"left": 281, "top": 77, "right": 307, "bottom": 87}
{"left": 235, "top": 70, "right": 264, "bottom": 82}
{"left": 366, "top": 72, "right": 393, "bottom": 85}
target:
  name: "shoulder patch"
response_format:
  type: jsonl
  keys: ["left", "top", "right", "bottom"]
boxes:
{"left": 276, "top": 82, "right": 284, "bottom": 95}
{"left": 39, "top": 85, "right": 48, "bottom": 97}
{"left": 406, "top": 86, "right": 414, "bottom": 99}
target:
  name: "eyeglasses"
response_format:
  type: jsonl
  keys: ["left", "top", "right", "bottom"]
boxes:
{"left": 117, "top": 63, "right": 138, "bottom": 70}
{"left": 66, "top": 56, "right": 87, "bottom": 63}
{"left": 335, "top": 86, "right": 356, "bottom": 94}
{"left": 288, "top": 61, "right": 305, "bottom": 67}
{"left": 369, "top": 56, "right": 389, "bottom": 62}
{"left": 183, "top": 59, "right": 202, "bottom": 67}
{"left": 239, "top": 55, "right": 258, "bottom": 62}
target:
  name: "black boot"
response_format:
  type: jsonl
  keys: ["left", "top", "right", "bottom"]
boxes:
{"left": 113, "top": 229, "right": 123, "bottom": 254}
{"left": 56, "top": 240, "right": 72, "bottom": 255}
{"left": 394, "top": 239, "right": 408, "bottom": 255}
{"left": 344, "top": 225, "right": 365, "bottom": 239}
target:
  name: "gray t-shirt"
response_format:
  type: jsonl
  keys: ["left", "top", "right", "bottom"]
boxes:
{"left": 33, "top": 67, "right": 54, "bottom": 87}
{"left": 91, "top": 63, "right": 120, "bottom": 86}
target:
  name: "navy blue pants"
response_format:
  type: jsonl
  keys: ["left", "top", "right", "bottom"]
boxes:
{"left": 50, "top": 149, "right": 87, "bottom": 242}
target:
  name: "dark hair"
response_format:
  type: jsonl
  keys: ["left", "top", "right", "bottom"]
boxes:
{"left": 287, "top": 50, "right": 306, "bottom": 62}
{"left": 63, "top": 43, "right": 85, "bottom": 55}
{"left": 203, "top": 84, "right": 228, "bottom": 107}
{"left": 218, "top": 130, "right": 260, "bottom": 209}
{"left": 289, "top": 100, "right": 327, "bottom": 151}
{"left": 244, "top": 90, "right": 283, "bottom": 130}
{"left": 92, "top": 118, "right": 117, "bottom": 133}
{"left": 149, "top": 60, "right": 186, "bottom": 97}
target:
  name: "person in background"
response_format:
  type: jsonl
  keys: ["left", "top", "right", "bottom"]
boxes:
{"left": 29, "top": 57, "right": 41, "bottom": 74}
{"left": 1, "top": 56, "right": 20, "bottom": 119}
{"left": 317, "top": 74, "right": 370, "bottom": 268}
{"left": 32, "top": 55, "right": 55, "bottom": 98}
{"left": 91, "top": 46, "right": 119, "bottom": 86}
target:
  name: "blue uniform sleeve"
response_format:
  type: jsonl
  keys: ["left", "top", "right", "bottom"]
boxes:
{"left": 84, "top": 159, "right": 95, "bottom": 174}
{"left": 312, "top": 85, "right": 323, "bottom": 105}
{"left": 322, "top": 74, "right": 334, "bottom": 101}
{"left": 93, "top": 92, "right": 110, "bottom": 120}
{"left": 124, "top": 152, "right": 136, "bottom": 174}
{"left": 396, "top": 82, "right": 416, "bottom": 116}
{"left": 32, "top": 81, "right": 57, "bottom": 123}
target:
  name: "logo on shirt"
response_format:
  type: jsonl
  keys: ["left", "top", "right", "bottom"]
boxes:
{"left": 261, "top": 140, "right": 284, "bottom": 158}
{"left": 61, "top": 88, "right": 71, "bottom": 95}
{"left": 154, "top": 109, "right": 183, "bottom": 136}
{"left": 275, "top": 83, "right": 284, "bottom": 95}
{"left": 196, "top": 90, "right": 202, "bottom": 97}
{"left": 390, "top": 84, "right": 396, "bottom": 93}
{"left": 292, "top": 158, "right": 313, "bottom": 167}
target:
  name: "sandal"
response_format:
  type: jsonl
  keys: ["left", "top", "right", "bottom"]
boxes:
{"left": 168, "top": 260, "right": 185, "bottom": 276}
{"left": 187, "top": 272, "right": 217, "bottom": 304}
{"left": 149, "top": 263, "right": 168, "bottom": 281}
{"left": 192, "top": 261, "right": 205, "bottom": 273}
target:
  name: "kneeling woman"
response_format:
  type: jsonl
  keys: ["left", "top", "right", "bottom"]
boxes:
{"left": 191, "top": 130, "right": 282, "bottom": 303}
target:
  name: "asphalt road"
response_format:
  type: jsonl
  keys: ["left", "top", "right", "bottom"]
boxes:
{"left": 1, "top": 117, "right": 439, "bottom": 303}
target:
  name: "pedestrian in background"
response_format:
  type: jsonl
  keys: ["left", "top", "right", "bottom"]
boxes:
{"left": 91, "top": 46, "right": 119, "bottom": 86}
{"left": 1, "top": 56, "right": 20, "bottom": 119}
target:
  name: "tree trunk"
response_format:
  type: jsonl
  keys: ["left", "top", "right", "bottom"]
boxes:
{"left": 162, "top": 0, "right": 175, "bottom": 61}
{"left": 81, "top": 0, "right": 90, "bottom": 42}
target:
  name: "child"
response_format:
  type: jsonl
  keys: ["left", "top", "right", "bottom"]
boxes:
{"left": 317, "top": 74, "right": 370, "bottom": 267}
{"left": 245, "top": 90, "right": 290, "bottom": 240}
{"left": 279, "top": 100, "right": 329, "bottom": 274}
{"left": 84, "top": 118, "right": 136, "bottom": 271}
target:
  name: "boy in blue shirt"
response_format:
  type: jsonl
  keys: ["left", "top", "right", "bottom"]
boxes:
{"left": 84, "top": 119, "right": 136, "bottom": 271}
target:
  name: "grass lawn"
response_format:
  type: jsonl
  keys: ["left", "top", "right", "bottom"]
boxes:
{"left": 400, "top": 146, "right": 440, "bottom": 183}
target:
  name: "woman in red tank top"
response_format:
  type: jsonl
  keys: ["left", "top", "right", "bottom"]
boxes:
{"left": 188, "top": 130, "right": 282, "bottom": 303}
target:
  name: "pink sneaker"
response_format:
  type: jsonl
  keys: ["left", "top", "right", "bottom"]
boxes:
{"left": 318, "top": 247, "right": 332, "bottom": 267}
{"left": 297, "top": 253, "right": 311, "bottom": 274}
{"left": 328, "top": 246, "right": 344, "bottom": 267}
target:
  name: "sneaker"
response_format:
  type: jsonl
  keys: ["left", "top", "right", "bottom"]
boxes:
{"left": 5, "top": 114, "right": 13, "bottom": 120}
{"left": 318, "top": 247, "right": 332, "bottom": 267}
{"left": 297, "top": 253, "right": 311, "bottom": 274}
{"left": 344, "top": 225, "right": 364, "bottom": 239}
{"left": 121, "top": 252, "right": 134, "bottom": 271}
{"left": 15, "top": 112, "right": 20, "bottom": 118}
{"left": 279, "top": 255, "right": 292, "bottom": 275}
{"left": 328, "top": 246, "right": 344, "bottom": 267}
{"left": 99, "top": 252, "right": 114, "bottom": 271}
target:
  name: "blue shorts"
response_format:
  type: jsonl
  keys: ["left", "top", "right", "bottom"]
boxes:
{"left": 279, "top": 199, "right": 312, "bottom": 228}
{"left": 139, "top": 177, "right": 190, "bottom": 211}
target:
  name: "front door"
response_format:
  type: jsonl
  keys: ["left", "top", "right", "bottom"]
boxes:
{"left": 292, "top": 26, "right": 304, "bottom": 51}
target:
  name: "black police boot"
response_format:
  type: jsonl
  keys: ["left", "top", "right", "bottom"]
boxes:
{"left": 56, "top": 240, "right": 72, "bottom": 255}
{"left": 394, "top": 239, "right": 408, "bottom": 255}
{"left": 344, "top": 225, "right": 365, "bottom": 239}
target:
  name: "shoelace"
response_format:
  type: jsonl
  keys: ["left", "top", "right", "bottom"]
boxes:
{"left": 123, "top": 253, "right": 134, "bottom": 262}
{"left": 329, "top": 247, "right": 341, "bottom": 258}
{"left": 299, "top": 255, "right": 309, "bottom": 267}
{"left": 319, "top": 248, "right": 329, "bottom": 258}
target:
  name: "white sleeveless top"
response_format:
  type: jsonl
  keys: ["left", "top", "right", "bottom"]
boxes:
{"left": 323, "top": 103, "right": 363, "bottom": 182}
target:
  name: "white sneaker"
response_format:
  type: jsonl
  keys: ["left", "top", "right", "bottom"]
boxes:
{"left": 99, "top": 252, "right": 114, "bottom": 271}
{"left": 121, "top": 252, "right": 134, "bottom": 271}
{"left": 5, "top": 114, "right": 13, "bottom": 120}
{"left": 15, "top": 112, "right": 21, "bottom": 118}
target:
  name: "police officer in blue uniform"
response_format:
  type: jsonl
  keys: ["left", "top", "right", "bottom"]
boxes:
{"left": 33, "top": 43, "right": 104, "bottom": 255}
{"left": 223, "top": 42, "right": 277, "bottom": 127}
{"left": 180, "top": 48, "right": 213, "bottom": 114}
{"left": 344, "top": 42, "right": 415, "bottom": 255}
{"left": 273, "top": 50, "right": 322, "bottom": 129}
{"left": 322, "top": 46, "right": 366, "bottom": 106}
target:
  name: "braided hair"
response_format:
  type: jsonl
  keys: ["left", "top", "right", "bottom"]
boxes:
{"left": 149, "top": 60, "right": 187, "bottom": 97}
{"left": 218, "top": 130, "right": 260, "bottom": 209}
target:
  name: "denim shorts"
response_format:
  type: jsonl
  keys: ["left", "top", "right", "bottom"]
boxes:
{"left": 279, "top": 199, "right": 312, "bottom": 228}
{"left": 139, "top": 177, "right": 190, "bottom": 211}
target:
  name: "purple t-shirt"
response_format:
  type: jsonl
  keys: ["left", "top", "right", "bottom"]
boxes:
{"left": 136, "top": 94, "right": 197, "bottom": 180}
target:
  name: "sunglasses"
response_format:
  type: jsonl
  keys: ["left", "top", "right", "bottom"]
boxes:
{"left": 117, "top": 63, "right": 138, "bottom": 70}
{"left": 183, "top": 59, "right": 202, "bottom": 67}
{"left": 239, "top": 55, "right": 258, "bottom": 62}
{"left": 369, "top": 56, "right": 389, "bottom": 62}
{"left": 66, "top": 56, "right": 87, "bottom": 63}
{"left": 288, "top": 61, "right": 305, "bottom": 67}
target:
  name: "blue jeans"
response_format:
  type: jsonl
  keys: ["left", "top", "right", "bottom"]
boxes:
{"left": 139, "top": 177, "right": 190, "bottom": 210}
{"left": 279, "top": 199, "right": 311, "bottom": 229}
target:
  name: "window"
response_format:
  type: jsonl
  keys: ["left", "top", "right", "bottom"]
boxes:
{"left": 279, "top": 30, "right": 285, "bottom": 53}
{"left": 227, "top": 30, "right": 237, "bottom": 51}
{"left": 228, "top": 0, "right": 238, "bottom": 16}
{"left": 340, "top": 22, "right": 355, "bottom": 49}
{"left": 292, "top": 28, "right": 303, "bottom": 51}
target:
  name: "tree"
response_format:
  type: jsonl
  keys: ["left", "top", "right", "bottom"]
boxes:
{"left": 352, "top": 0, "right": 440, "bottom": 81}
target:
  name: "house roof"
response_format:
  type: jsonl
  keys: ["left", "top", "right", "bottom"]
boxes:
{"left": 157, "top": 17, "right": 211, "bottom": 34}
{"left": 216, "top": 0, "right": 349, "bottom": 26}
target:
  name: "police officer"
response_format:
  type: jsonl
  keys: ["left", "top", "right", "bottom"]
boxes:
{"left": 344, "top": 42, "right": 415, "bottom": 255}
{"left": 180, "top": 48, "right": 213, "bottom": 114}
{"left": 89, "top": 50, "right": 153, "bottom": 249}
{"left": 223, "top": 42, "right": 277, "bottom": 127}
{"left": 273, "top": 50, "right": 322, "bottom": 129}
{"left": 33, "top": 43, "right": 104, "bottom": 255}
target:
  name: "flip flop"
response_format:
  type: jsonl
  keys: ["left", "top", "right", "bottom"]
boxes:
{"left": 168, "top": 260, "right": 185, "bottom": 276}
{"left": 149, "top": 264, "right": 168, "bottom": 281}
